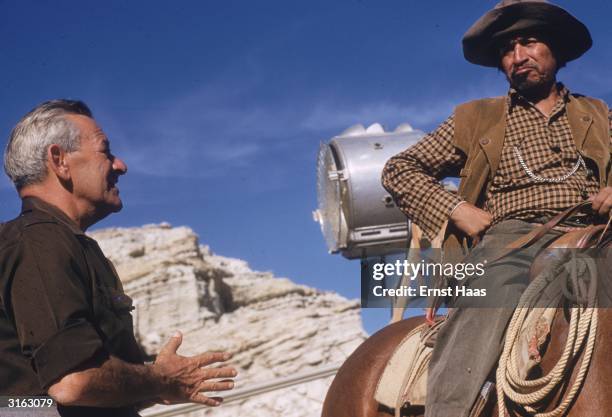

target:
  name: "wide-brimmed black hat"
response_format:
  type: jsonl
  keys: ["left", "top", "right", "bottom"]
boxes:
{"left": 462, "top": 0, "right": 592, "bottom": 67}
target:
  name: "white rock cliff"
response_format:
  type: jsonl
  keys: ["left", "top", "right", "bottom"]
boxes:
{"left": 91, "top": 224, "right": 366, "bottom": 417}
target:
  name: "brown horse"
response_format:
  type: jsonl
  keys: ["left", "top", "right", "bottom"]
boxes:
{"left": 321, "top": 308, "right": 612, "bottom": 417}
{"left": 323, "top": 207, "right": 611, "bottom": 417}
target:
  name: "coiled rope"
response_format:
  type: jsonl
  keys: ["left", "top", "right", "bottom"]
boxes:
{"left": 496, "top": 252, "right": 599, "bottom": 417}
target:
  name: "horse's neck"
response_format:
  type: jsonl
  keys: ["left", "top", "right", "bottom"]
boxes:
{"left": 536, "top": 307, "right": 612, "bottom": 415}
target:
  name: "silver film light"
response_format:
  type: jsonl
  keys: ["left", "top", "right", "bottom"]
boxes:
{"left": 313, "top": 123, "right": 425, "bottom": 259}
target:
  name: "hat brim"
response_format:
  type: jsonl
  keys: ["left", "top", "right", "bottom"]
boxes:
{"left": 462, "top": 2, "right": 592, "bottom": 67}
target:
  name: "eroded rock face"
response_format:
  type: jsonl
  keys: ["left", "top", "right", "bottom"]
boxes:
{"left": 91, "top": 224, "right": 366, "bottom": 417}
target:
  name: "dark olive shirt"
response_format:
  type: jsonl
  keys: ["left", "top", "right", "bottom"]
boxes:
{"left": 0, "top": 197, "right": 143, "bottom": 416}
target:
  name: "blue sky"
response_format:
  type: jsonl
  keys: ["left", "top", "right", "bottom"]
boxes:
{"left": 1, "top": 1, "right": 610, "bottom": 333}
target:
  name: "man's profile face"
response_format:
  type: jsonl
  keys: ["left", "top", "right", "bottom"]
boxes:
{"left": 499, "top": 35, "right": 558, "bottom": 94}
{"left": 64, "top": 114, "right": 128, "bottom": 222}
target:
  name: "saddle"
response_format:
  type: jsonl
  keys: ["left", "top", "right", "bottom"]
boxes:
{"left": 374, "top": 309, "right": 557, "bottom": 417}
{"left": 374, "top": 318, "right": 444, "bottom": 416}
{"left": 375, "top": 201, "right": 611, "bottom": 416}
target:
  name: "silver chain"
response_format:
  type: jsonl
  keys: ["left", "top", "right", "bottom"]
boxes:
{"left": 513, "top": 146, "right": 586, "bottom": 183}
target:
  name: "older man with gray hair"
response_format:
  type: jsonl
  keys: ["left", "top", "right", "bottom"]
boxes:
{"left": 0, "top": 100, "right": 236, "bottom": 417}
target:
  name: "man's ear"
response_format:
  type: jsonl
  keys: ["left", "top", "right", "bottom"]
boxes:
{"left": 47, "top": 144, "right": 71, "bottom": 181}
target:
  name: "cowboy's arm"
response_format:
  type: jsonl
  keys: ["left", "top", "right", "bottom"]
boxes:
{"left": 382, "top": 115, "right": 489, "bottom": 240}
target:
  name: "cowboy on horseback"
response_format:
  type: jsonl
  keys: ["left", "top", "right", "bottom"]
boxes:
{"left": 381, "top": 1, "right": 611, "bottom": 416}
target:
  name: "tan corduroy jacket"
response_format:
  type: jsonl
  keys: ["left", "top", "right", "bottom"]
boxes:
{"left": 444, "top": 94, "right": 611, "bottom": 252}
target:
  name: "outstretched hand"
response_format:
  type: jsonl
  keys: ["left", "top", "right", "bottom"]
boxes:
{"left": 153, "top": 331, "right": 237, "bottom": 406}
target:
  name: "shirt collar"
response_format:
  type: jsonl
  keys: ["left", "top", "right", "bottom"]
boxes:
{"left": 21, "top": 197, "right": 85, "bottom": 235}
{"left": 507, "top": 82, "right": 570, "bottom": 115}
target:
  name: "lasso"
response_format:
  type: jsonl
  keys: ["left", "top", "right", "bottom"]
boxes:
{"left": 496, "top": 250, "right": 598, "bottom": 417}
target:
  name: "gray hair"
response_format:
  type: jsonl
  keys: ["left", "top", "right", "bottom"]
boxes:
{"left": 4, "top": 99, "right": 92, "bottom": 190}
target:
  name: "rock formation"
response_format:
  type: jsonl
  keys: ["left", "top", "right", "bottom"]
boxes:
{"left": 91, "top": 224, "right": 366, "bottom": 417}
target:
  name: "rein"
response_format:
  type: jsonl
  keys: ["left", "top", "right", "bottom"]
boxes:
{"left": 487, "top": 200, "right": 610, "bottom": 265}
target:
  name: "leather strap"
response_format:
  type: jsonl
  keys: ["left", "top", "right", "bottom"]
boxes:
{"left": 488, "top": 201, "right": 597, "bottom": 265}
{"left": 429, "top": 202, "right": 608, "bottom": 318}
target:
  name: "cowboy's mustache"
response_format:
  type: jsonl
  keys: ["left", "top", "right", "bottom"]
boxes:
{"left": 511, "top": 63, "right": 538, "bottom": 77}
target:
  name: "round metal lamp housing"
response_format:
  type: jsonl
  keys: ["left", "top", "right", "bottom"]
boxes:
{"left": 314, "top": 123, "right": 424, "bottom": 259}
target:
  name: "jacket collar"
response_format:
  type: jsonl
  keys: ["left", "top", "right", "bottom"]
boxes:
{"left": 507, "top": 82, "right": 570, "bottom": 116}
{"left": 21, "top": 197, "right": 84, "bottom": 236}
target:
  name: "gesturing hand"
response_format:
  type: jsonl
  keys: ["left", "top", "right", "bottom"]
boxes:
{"left": 153, "top": 331, "right": 237, "bottom": 407}
{"left": 449, "top": 202, "right": 493, "bottom": 245}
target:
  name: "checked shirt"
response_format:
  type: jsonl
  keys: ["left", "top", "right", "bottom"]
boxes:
{"left": 382, "top": 85, "right": 611, "bottom": 240}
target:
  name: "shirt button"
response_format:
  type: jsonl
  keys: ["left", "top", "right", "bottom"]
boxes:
{"left": 581, "top": 116, "right": 590, "bottom": 122}
{"left": 480, "top": 138, "right": 490, "bottom": 145}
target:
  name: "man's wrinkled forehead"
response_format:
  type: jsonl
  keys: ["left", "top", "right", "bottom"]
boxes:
{"left": 65, "top": 113, "right": 108, "bottom": 146}
{"left": 496, "top": 29, "right": 554, "bottom": 51}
